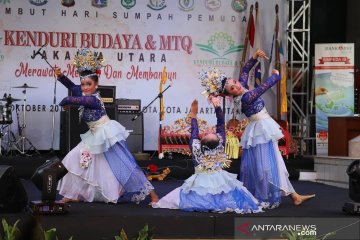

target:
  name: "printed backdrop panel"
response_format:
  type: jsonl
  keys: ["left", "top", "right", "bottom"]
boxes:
{"left": 0, "top": 0, "right": 287, "bottom": 150}
{"left": 314, "top": 43, "right": 355, "bottom": 155}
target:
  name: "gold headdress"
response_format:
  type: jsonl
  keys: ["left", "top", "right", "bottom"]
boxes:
{"left": 199, "top": 68, "right": 228, "bottom": 96}
{"left": 192, "top": 135, "right": 232, "bottom": 173}
{"left": 72, "top": 49, "right": 104, "bottom": 78}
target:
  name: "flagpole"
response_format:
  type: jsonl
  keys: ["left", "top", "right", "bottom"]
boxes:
{"left": 275, "top": 4, "right": 281, "bottom": 120}
{"left": 158, "top": 66, "right": 167, "bottom": 159}
{"left": 255, "top": 2, "right": 259, "bottom": 21}
{"left": 254, "top": 1, "right": 261, "bottom": 87}
{"left": 158, "top": 95, "right": 163, "bottom": 158}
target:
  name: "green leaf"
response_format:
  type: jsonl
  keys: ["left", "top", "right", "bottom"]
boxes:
{"left": 44, "top": 228, "right": 57, "bottom": 240}
{"left": 280, "top": 230, "right": 297, "bottom": 240}
{"left": 114, "top": 228, "right": 128, "bottom": 240}
{"left": 321, "top": 231, "right": 336, "bottom": 240}
{"left": 136, "top": 224, "right": 152, "bottom": 240}
{"left": 1, "top": 219, "right": 20, "bottom": 240}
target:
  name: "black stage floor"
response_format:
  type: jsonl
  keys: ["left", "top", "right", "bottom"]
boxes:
{"left": 0, "top": 154, "right": 358, "bottom": 239}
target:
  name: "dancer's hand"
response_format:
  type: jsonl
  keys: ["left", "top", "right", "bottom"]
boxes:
{"left": 272, "top": 69, "right": 280, "bottom": 76}
{"left": 190, "top": 99, "right": 198, "bottom": 118}
{"left": 54, "top": 67, "right": 63, "bottom": 78}
{"left": 253, "top": 49, "right": 269, "bottom": 60}
{"left": 210, "top": 96, "right": 221, "bottom": 108}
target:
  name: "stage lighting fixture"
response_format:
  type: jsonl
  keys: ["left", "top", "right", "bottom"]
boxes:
{"left": 30, "top": 156, "right": 69, "bottom": 215}
{"left": 342, "top": 160, "right": 360, "bottom": 215}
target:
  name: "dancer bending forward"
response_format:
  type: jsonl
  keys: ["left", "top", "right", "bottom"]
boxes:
{"left": 152, "top": 98, "right": 263, "bottom": 213}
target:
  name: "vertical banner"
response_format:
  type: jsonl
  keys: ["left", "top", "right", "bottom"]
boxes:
{"left": 314, "top": 43, "right": 355, "bottom": 155}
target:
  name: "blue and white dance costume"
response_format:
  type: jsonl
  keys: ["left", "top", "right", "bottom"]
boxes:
{"left": 235, "top": 57, "right": 295, "bottom": 208}
{"left": 57, "top": 75, "right": 153, "bottom": 203}
{"left": 153, "top": 106, "right": 263, "bottom": 213}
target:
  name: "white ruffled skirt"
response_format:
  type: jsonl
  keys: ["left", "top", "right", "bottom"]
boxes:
{"left": 58, "top": 116, "right": 153, "bottom": 203}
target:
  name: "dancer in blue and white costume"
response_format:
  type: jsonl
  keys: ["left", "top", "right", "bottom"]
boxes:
{"left": 56, "top": 49, "right": 158, "bottom": 204}
{"left": 206, "top": 49, "right": 315, "bottom": 208}
{"left": 153, "top": 98, "right": 263, "bottom": 213}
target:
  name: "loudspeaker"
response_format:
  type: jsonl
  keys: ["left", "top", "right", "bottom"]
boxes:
{"left": 116, "top": 99, "right": 144, "bottom": 153}
{"left": 60, "top": 105, "right": 117, "bottom": 154}
{"left": 117, "top": 113, "right": 144, "bottom": 153}
{"left": 0, "top": 165, "right": 28, "bottom": 213}
{"left": 347, "top": 160, "right": 360, "bottom": 202}
{"left": 97, "top": 85, "right": 116, "bottom": 104}
{"left": 31, "top": 156, "right": 68, "bottom": 202}
{"left": 117, "top": 113, "right": 143, "bottom": 135}
{"left": 125, "top": 134, "right": 144, "bottom": 153}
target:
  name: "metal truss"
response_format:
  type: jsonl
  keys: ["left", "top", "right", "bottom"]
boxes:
{"left": 286, "top": 0, "right": 314, "bottom": 155}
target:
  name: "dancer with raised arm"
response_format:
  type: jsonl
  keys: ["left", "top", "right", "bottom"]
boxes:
{"left": 200, "top": 49, "right": 315, "bottom": 208}
{"left": 55, "top": 49, "right": 158, "bottom": 204}
{"left": 153, "top": 98, "right": 263, "bottom": 213}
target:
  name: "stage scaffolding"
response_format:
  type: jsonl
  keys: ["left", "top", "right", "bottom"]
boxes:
{"left": 286, "top": 0, "right": 314, "bottom": 155}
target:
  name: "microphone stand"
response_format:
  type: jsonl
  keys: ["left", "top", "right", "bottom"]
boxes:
{"left": 131, "top": 84, "right": 171, "bottom": 158}
{"left": 32, "top": 48, "right": 57, "bottom": 152}
{"left": 132, "top": 85, "right": 172, "bottom": 121}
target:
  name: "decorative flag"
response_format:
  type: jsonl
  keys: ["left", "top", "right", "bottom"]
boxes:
{"left": 268, "top": 3, "right": 281, "bottom": 119}
{"left": 247, "top": 12, "right": 256, "bottom": 89}
{"left": 269, "top": 4, "right": 287, "bottom": 116}
{"left": 279, "top": 41, "right": 288, "bottom": 113}
{"left": 240, "top": 4, "right": 254, "bottom": 75}
{"left": 249, "top": 14, "right": 255, "bottom": 48}
{"left": 248, "top": 2, "right": 262, "bottom": 89}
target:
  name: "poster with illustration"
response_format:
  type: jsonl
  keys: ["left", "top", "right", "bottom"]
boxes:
{"left": 315, "top": 43, "right": 354, "bottom": 155}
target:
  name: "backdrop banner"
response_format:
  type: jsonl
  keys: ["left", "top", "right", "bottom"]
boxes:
{"left": 0, "top": 0, "right": 287, "bottom": 150}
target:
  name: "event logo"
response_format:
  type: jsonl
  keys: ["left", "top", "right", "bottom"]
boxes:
{"left": 194, "top": 32, "right": 243, "bottom": 67}
{"left": 318, "top": 131, "right": 328, "bottom": 141}
{"left": 29, "top": 0, "right": 48, "bottom": 6}
{"left": 121, "top": 0, "right": 136, "bottom": 9}
{"left": 61, "top": 0, "right": 75, "bottom": 7}
{"left": 205, "top": 0, "right": 221, "bottom": 11}
{"left": 237, "top": 223, "right": 250, "bottom": 235}
{"left": 92, "top": 0, "right": 107, "bottom": 8}
{"left": 178, "top": 0, "right": 194, "bottom": 11}
{"left": 0, "top": 0, "right": 11, "bottom": 5}
{"left": 147, "top": 0, "right": 167, "bottom": 10}
{"left": 231, "top": 0, "right": 247, "bottom": 13}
